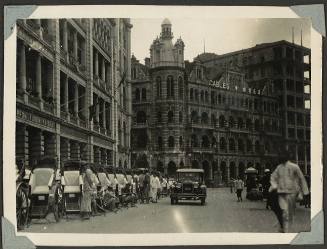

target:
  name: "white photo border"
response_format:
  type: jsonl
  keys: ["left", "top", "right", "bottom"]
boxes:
{"left": 3, "top": 5, "right": 323, "bottom": 246}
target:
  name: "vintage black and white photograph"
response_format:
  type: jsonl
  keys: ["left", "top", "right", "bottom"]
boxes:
{"left": 3, "top": 4, "right": 324, "bottom": 247}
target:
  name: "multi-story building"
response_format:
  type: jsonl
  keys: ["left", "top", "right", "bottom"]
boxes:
{"left": 15, "top": 18, "right": 132, "bottom": 169}
{"left": 131, "top": 19, "right": 311, "bottom": 186}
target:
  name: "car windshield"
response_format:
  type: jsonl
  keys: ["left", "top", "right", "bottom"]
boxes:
{"left": 178, "top": 172, "right": 202, "bottom": 182}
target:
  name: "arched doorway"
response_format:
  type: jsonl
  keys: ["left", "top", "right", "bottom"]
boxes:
{"left": 220, "top": 161, "right": 227, "bottom": 185}
{"left": 157, "top": 161, "right": 164, "bottom": 173}
{"left": 239, "top": 162, "right": 245, "bottom": 179}
{"left": 179, "top": 161, "right": 184, "bottom": 168}
{"left": 202, "top": 160, "right": 210, "bottom": 185}
{"left": 230, "top": 161, "right": 236, "bottom": 180}
{"left": 167, "top": 161, "right": 177, "bottom": 177}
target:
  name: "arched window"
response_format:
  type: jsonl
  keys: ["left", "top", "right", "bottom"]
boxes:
{"left": 220, "top": 137, "right": 226, "bottom": 151}
{"left": 229, "top": 138, "right": 235, "bottom": 151}
{"left": 211, "top": 114, "right": 217, "bottom": 126}
{"left": 156, "top": 76, "right": 162, "bottom": 98}
{"left": 157, "top": 111, "right": 162, "bottom": 123}
{"left": 238, "top": 139, "right": 244, "bottom": 152}
{"left": 136, "top": 111, "right": 146, "bottom": 124}
{"left": 201, "top": 112, "right": 209, "bottom": 124}
{"left": 191, "top": 134, "right": 198, "bottom": 147}
{"left": 168, "top": 110, "right": 174, "bottom": 123}
{"left": 219, "top": 115, "right": 226, "bottom": 128}
{"left": 168, "top": 136, "right": 175, "bottom": 148}
{"left": 135, "top": 88, "right": 140, "bottom": 101}
{"left": 202, "top": 135, "right": 210, "bottom": 148}
{"left": 167, "top": 75, "right": 174, "bottom": 98}
{"left": 229, "top": 116, "right": 234, "bottom": 128}
{"left": 179, "top": 111, "right": 183, "bottom": 123}
{"left": 247, "top": 139, "right": 252, "bottom": 152}
{"left": 179, "top": 136, "right": 183, "bottom": 147}
{"left": 141, "top": 88, "right": 146, "bottom": 101}
{"left": 158, "top": 136, "right": 163, "bottom": 149}
{"left": 195, "top": 89, "right": 199, "bottom": 101}
{"left": 190, "top": 88, "right": 194, "bottom": 100}
{"left": 191, "top": 111, "right": 198, "bottom": 123}
{"left": 178, "top": 76, "right": 183, "bottom": 98}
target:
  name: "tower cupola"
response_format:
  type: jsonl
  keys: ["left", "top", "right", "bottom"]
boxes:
{"left": 161, "top": 18, "right": 173, "bottom": 39}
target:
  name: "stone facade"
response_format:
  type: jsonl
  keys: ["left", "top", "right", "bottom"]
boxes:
{"left": 15, "top": 18, "right": 132, "bottom": 169}
{"left": 131, "top": 19, "right": 311, "bottom": 186}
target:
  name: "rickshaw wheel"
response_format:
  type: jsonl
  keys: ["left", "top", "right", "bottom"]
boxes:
{"left": 16, "top": 185, "right": 29, "bottom": 230}
{"left": 54, "top": 185, "right": 64, "bottom": 222}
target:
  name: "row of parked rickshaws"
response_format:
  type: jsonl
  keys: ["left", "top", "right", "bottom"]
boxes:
{"left": 16, "top": 156, "right": 139, "bottom": 230}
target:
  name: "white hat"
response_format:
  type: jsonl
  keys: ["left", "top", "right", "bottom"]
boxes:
{"left": 264, "top": 169, "right": 270, "bottom": 173}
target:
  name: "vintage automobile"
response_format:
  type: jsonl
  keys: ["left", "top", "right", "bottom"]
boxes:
{"left": 170, "top": 168, "right": 207, "bottom": 205}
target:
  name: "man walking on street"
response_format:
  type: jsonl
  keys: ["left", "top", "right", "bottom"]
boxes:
{"left": 269, "top": 147, "right": 309, "bottom": 233}
{"left": 235, "top": 176, "right": 244, "bottom": 202}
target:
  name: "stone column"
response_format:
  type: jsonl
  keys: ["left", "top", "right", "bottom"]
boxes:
{"left": 95, "top": 96, "right": 99, "bottom": 124}
{"left": 36, "top": 53, "right": 43, "bottom": 109}
{"left": 102, "top": 100, "right": 106, "bottom": 128}
{"left": 73, "top": 31, "right": 78, "bottom": 62}
{"left": 102, "top": 59, "right": 106, "bottom": 81}
{"left": 74, "top": 82, "right": 79, "bottom": 117}
{"left": 94, "top": 50, "right": 99, "bottom": 76}
{"left": 18, "top": 42, "right": 27, "bottom": 93}
{"left": 63, "top": 21, "right": 68, "bottom": 50}
{"left": 64, "top": 76, "right": 69, "bottom": 113}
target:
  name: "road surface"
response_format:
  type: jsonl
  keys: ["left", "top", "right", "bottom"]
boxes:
{"left": 24, "top": 188, "right": 310, "bottom": 233}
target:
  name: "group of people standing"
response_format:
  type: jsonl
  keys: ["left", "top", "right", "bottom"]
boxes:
{"left": 79, "top": 166, "right": 170, "bottom": 220}
{"left": 229, "top": 147, "right": 310, "bottom": 233}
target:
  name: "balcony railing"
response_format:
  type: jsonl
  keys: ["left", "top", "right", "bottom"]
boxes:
{"left": 28, "top": 94, "right": 40, "bottom": 108}
{"left": 60, "top": 111, "right": 68, "bottom": 120}
{"left": 79, "top": 119, "right": 87, "bottom": 129}
{"left": 70, "top": 114, "right": 78, "bottom": 125}
{"left": 43, "top": 102, "right": 54, "bottom": 114}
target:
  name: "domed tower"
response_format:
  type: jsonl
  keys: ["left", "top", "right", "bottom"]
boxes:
{"left": 148, "top": 19, "right": 186, "bottom": 175}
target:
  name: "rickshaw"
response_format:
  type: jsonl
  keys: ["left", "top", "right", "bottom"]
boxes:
{"left": 16, "top": 159, "right": 29, "bottom": 230}
{"left": 89, "top": 163, "right": 106, "bottom": 214}
{"left": 28, "top": 156, "right": 63, "bottom": 222}
{"left": 245, "top": 167, "right": 263, "bottom": 201}
{"left": 61, "top": 160, "right": 84, "bottom": 217}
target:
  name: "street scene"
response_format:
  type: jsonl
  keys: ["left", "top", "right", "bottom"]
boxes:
{"left": 15, "top": 17, "right": 311, "bottom": 234}
{"left": 24, "top": 188, "right": 310, "bottom": 233}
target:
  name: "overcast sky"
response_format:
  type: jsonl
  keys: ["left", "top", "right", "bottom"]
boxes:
{"left": 131, "top": 18, "right": 311, "bottom": 63}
